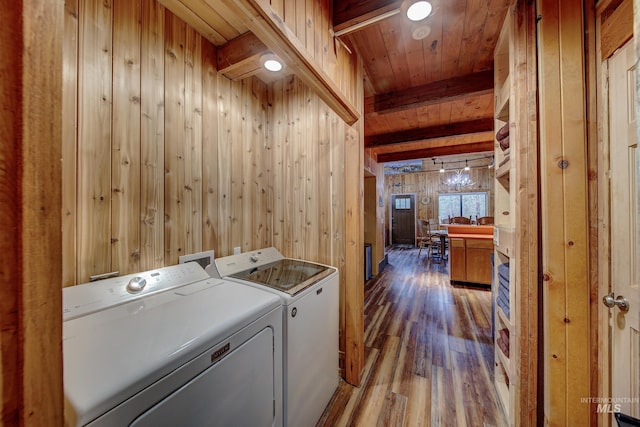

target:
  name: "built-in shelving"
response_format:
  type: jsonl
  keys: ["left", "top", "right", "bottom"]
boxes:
{"left": 494, "top": 225, "right": 514, "bottom": 257}
{"left": 495, "top": 159, "right": 511, "bottom": 187}
{"left": 493, "top": 11, "right": 517, "bottom": 424}
{"left": 497, "top": 305, "right": 513, "bottom": 332}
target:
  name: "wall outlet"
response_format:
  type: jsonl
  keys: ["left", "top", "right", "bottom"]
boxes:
{"left": 179, "top": 250, "right": 215, "bottom": 270}
{"left": 233, "top": 246, "right": 241, "bottom": 255}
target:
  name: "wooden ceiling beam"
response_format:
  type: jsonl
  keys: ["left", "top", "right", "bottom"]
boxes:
{"left": 365, "top": 118, "right": 494, "bottom": 147}
{"left": 216, "top": 0, "right": 360, "bottom": 125}
{"left": 376, "top": 141, "right": 494, "bottom": 163}
{"left": 366, "top": 70, "right": 494, "bottom": 116}
{"left": 217, "top": 31, "right": 271, "bottom": 80}
{"left": 333, "top": 0, "right": 402, "bottom": 36}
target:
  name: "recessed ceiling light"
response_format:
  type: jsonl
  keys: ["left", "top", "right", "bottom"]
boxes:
{"left": 407, "top": 1, "right": 432, "bottom": 21}
{"left": 264, "top": 59, "right": 282, "bottom": 72}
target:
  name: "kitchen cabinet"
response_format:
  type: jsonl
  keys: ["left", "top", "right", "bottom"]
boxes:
{"left": 447, "top": 225, "right": 494, "bottom": 286}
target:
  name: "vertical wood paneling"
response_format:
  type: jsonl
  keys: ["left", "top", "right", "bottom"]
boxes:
{"left": 216, "top": 75, "right": 232, "bottom": 254}
{"left": 202, "top": 42, "right": 218, "bottom": 251}
{"left": 318, "top": 101, "right": 331, "bottom": 265}
{"left": 252, "top": 77, "right": 271, "bottom": 249}
{"left": 331, "top": 106, "right": 347, "bottom": 374}
{"left": 270, "top": 79, "right": 284, "bottom": 252}
{"left": 1, "top": 0, "right": 64, "bottom": 422}
{"left": 385, "top": 168, "right": 495, "bottom": 226}
{"left": 77, "top": 0, "right": 113, "bottom": 281}
{"left": 140, "top": 0, "right": 165, "bottom": 270}
{"left": 306, "top": 84, "right": 320, "bottom": 260}
{"left": 163, "top": 12, "right": 186, "bottom": 265}
{"left": 183, "top": 26, "right": 203, "bottom": 254}
{"left": 62, "top": 0, "right": 79, "bottom": 287}
{"left": 230, "top": 79, "right": 244, "bottom": 251}
{"left": 241, "top": 79, "right": 253, "bottom": 251}
{"left": 538, "top": 0, "right": 591, "bottom": 424}
{"left": 295, "top": 0, "right": 306, "bottom": 48}
{"left": 292, "top": 78, "right": 303, "bottom": 256}
{"left": 305, "top": 0, "right": 315, "bottom": 54}
{"left": 112, "top": 0, "right": 142, "bottom": 274}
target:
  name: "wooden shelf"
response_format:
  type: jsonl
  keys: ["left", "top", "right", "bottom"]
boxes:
{"left": 495, "top": 377, "right": 510, "bottom": 419}
{"left": 495, "top": 76, "right": 510, "bottom": 122}
{"left": 497, "top": 305, "right": 512, "bottom": 331}
{"left": 496, "top": 343, "right": 511, "bottom": 378}
{"left": 495, "top": 158, "right": 511, "bottom": 188}
{"left": 494, "top": 225, "right": 514, "bottom": 257}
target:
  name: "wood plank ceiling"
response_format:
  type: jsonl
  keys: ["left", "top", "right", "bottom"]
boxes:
{"left": 160, "top": 0, "right": 510, "bottom": 164}
{"left": 335, "top": 0, "right": 510, "bottom": 163}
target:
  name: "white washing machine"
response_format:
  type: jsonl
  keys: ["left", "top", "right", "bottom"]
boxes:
{"left": 63, "top": 262, "right": 283, "bottom": 426}
{"left": 213, "top": 248, "right": 339, "bottom": 427}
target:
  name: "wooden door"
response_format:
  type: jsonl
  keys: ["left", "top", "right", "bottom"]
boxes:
{"left": 390, "top": 194, "right": 416, "bottom": 245}
{"left": 608, "top": 39, "right": 640, "bottom": 419}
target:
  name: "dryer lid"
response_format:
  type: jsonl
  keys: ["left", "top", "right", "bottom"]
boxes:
{"left": 230, "top": 259, "right": 335, "bottom": 296}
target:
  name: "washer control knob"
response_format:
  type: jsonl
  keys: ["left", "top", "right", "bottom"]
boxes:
{"left": 126, "top": 277, "right": 147, "bottom": 293}
{"left": 250, "top": 255, "right": 259, "bottom": 263}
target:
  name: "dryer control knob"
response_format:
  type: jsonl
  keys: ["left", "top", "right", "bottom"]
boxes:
{"left": 250, "top": 255, "right": 259, "bottom": 263}
{"left": 126, "top": 277, "right": 147, "bottom": 293}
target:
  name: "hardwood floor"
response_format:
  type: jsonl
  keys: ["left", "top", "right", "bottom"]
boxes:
{"left": 317, "top": 246, "right": 507, "bottom": 427}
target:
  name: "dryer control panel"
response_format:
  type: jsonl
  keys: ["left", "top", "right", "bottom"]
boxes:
{"left": 214, "top": 247, "right": 283, "bottom": 277}
{"left": 63, "top": 263, "right": 209, "bottom": 321}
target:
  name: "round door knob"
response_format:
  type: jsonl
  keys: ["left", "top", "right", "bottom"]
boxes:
{"left": 603, "top": 292, "right": 629, "bottom": 312}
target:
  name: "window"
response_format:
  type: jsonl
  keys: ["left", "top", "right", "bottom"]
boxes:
{"left": 394, "top": 197, "right": 412, "bottom": 210}
{"left": 438, "top": 192, "right": 488, "bottom": 223}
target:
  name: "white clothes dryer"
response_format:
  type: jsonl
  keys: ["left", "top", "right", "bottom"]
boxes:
{"left": 214, "top": 248, "right": 339, "bottom": 427}
{"left": 63, "top": 262, "right": 283, "bottom": 426}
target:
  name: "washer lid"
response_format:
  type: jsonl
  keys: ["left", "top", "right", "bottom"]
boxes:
{"left": 63, "top": 278, "right": 280, "bottom": 426}
{"left": 230, "top": 259, "right": 335, "bottom": 296}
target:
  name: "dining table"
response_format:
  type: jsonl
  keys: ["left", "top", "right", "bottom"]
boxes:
{"left": 430, "top": 229, "right": 448, "bottom": 260}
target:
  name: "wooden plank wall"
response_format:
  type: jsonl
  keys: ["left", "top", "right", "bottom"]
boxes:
{"left": 384, "top": 168, "right": 494, "bottom": 237}
{"left": 267, "top": 0, "right": 357, "bottom": 106}
{"left": 537, "top": 0, "right": 591, "bottom": 425}
{"left": 1, "top": 0, "right": 64, "bottom": 424}
{"left": 65, "top": 0, "right": 270, "bottom": 284}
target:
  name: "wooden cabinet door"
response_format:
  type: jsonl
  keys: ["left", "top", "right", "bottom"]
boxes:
{"left": 466, "top": 239, "right": 493, "bottom": 285}
{"left": 449, "top": 238, "right": 466, "bottom": 281}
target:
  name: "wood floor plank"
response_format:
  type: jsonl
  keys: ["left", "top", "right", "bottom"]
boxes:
{"left": 317, "top": 247, "right": 507, "bottom": 427}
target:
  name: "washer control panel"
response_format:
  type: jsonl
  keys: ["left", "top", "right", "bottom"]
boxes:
{"left": 63, "top": 263, "right": 209, "bottom": 321}
{"left": 214, "top": 247, "right": 283, "bottom": 276}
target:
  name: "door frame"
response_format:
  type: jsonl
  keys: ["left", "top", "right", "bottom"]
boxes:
{"left": 389, "top": 193, "right": 417, "bottom": 245}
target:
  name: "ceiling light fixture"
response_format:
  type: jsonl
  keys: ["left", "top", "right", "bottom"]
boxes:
{"left": 464, "top": 160, "right": 470, "bottom": 171}
{"left": 439, "top": 162, "right": 445, "bottom": 173}
{"left": 264, "top": 59, "right": 283, "bottom": 72}
{"left": 407, "top": 1, "right": 432, "bottom": 21}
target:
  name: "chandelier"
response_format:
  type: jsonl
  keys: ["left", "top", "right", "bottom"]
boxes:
{"left": 443, "top": 169, "right": 476, "bottom": 189}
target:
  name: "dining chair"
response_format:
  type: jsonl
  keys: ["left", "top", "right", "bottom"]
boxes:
{"left": 416, "top": 219, "right": 433, "bottom": 257}
{"left": 449, "top": 215, "right": 472, "bottom": 224}
{"left": 477, "top": 216, "right": 494, "bottom": 225}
